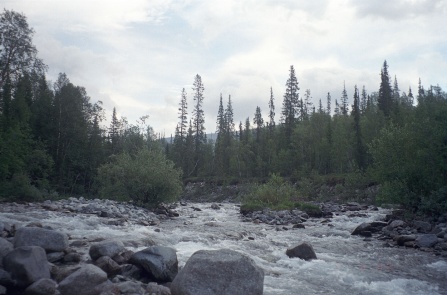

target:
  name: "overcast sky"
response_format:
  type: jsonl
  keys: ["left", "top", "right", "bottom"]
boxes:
{"left": 3, "top": 0, "right": 447, "bottom": 134}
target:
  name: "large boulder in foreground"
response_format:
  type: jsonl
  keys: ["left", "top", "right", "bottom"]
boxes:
{"left": 286, "top": 242, "right": 317, "bottom": 261}
{"left": 14, "top": 227, "right": 68, "bottom": 252}
{"left": 129, "top": 246, "right": 178, "bottom": 282}
{"left": 171, "top": 249, "right": 264, "bottom": 295}
{"left": 3, "top": 246, "right": 51, "bottom": 287}
{"left": 58, "top": 264, "right": 107, "bottom": 295}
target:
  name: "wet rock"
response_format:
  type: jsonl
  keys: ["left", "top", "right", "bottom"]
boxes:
{"left": 210, "top": 203, "right": 220, "bottom": 210}
{"left": 0, "top": 237, "right": 14, "bottom": 267}
{"left": 351, "top": 222, "right": 372, "bottom": 236}
{"left": 3, "top": 246, "right": 51, "bottom": 287}
{"left": 415, "top": 234, "right": 438, "bottom": 248}
{"left": 286, "top": 242, "right": 317, "bottom": 261}
{"left": 129, "top": 246, "right": 178, "bottom": 283}
{"left": 94, "top": 256, "right": 121, "bottom": 277}
{"left": 58, "top": 264, "right": 107, "bottom": 295}
{"left": 146, "top": 282, "right": 171, "bottom": 295}
{"left": 394, "top": 235, "right": 416, "bottom": 246}
{"left": 14, "top": 227, "right": 69, "bottom": 252}
{"left": 414, "top": 221, "right": 432, "bottom": 233}
{"left": 171, "top": 249, "right": 264, "bottom": 295}
{"left": 89, "top": 240, "right": 125, "bottom": 261}
{"left": 24, "top": 278, "right": 57, "bottom": 295}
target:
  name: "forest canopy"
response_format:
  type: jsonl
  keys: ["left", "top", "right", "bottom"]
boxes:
{"left": 0, "top": 9, "right": 446, "bottom": 214}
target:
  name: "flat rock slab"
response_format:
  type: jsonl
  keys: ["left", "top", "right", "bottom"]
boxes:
{"left": 171, "top": 249, "right": 264, "bottom": 295}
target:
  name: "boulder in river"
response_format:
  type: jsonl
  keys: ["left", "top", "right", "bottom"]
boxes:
{"left": 129, "top": 246, "right": 178, "bottom": 283}
{"left": 14, "top": 227, "right": 68, "bottom": 252}
{"left": 3, "top": 246, "right": 51, "bottom": 287}
{"left": 58, "top": 264, "right": 107, "bottom": 295}
{"left": 171, "top": 249, "right": 264, "bottom": 295}
{"left": 286, "top": 242, "right": 317, "bottom": 261}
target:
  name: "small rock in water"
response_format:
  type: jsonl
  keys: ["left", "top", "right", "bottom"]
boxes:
{"left": 293, "top": 224, "right": 305, "bottom": 229}
{"left": 286, "top": 242, "right": 317, "bottom": 261}
{"left": 211, "top": 203, "right": 220, "bottom": 210}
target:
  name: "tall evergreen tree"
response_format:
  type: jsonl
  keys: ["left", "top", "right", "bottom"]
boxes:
{"left": 340, "top": 82, "right": 349, "bottom": 115}
{"left": 360, "top": 86, "right": 368, "bottom": 114}
{"left": 268, "top": 87, "right": 275, "bottom": 131}
{"left": 351, "top": 85, "right": 365, "bottom": 170}
{"left": 177, "top": 88, "right": 188, "bottom": 141}
{"left": 109, "top": 107, "right": 121, "bottom": 155}
{"left": 326, "top": 92, "right": 331, "bottom": 115}
{"left": 378, "top": 60, "right": 393, "bottom": 117}
{"left": 253, "top": 106, "right": 263, "bottom": 142}
{"left": 393, "top": 75, "right": 400, "bottom": 102}
{"left": 191, "top": 74, "right": 206, "bottom": 175}
{"left": 281, "top": 65, "right": 300, "bottom": 142}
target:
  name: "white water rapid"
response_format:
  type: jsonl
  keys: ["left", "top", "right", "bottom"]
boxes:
{"left": 1, "top": 202, "right": 446, "bottom": 294}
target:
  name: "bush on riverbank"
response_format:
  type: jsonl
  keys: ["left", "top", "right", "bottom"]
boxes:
{"left": 97, "top": 148, "right": 183, "bottom": 207}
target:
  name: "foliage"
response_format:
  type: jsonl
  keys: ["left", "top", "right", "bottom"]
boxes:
{"left": 241, "top": 174, "right": 298, "bottom": 211}
{"left": 97, "top": 148, "right": 183, "bottom": 207}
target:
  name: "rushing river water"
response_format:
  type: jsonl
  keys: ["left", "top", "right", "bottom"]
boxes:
{"left": 1, "top": 202, "right": 447, "bottom": 294}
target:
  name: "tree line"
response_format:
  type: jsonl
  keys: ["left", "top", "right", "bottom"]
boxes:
{"left": 1, "top": 10, "right": 446, "bottom": 215}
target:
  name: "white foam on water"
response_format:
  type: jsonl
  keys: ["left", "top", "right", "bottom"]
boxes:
{"left": 426, "top": 260, "right": 447, "bottom": 272}
{"left": 353, "top": 278, "right": 440, "bottom": 295}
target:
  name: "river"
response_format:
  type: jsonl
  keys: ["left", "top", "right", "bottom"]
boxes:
{"left": 1, "top": 201, "right": 446, "bottom": 294}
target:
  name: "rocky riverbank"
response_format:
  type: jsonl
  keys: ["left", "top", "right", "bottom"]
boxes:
{"left": 1, "top": 198, "right": 447, "bottom": 294}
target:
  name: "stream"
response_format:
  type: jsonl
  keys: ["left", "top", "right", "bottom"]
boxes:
{"left": 1, "top": 201, "right": 446, "bottom": 294}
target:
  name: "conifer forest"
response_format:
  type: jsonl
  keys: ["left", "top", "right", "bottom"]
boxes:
{"left": 1, "top": 10, "right": 446, "bottom": 216}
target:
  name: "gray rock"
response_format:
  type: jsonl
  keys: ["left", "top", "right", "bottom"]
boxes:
{"left": 116, "top": 281, "right": 144, "bottom": 294}
{"left": 129, "top": 246, "right": 178, "bottom": 282}
{"left": 171, "top": 249, "right": 264, "bottom": 295}
{"left": 0, "top": 237, "right": 14, "bottom": 267}
{"left": 389, "top": 219, "right": 406, "bottom": 228}
{"left": 47, "top": 252, "right": 65, "bottom": 263}
{"left": 95, "top": 256, "right": 121, "bottom": 276}
{"left": 210, "top": 203, "right": 220, "bottom": 210}
{"left": 351, "top": 222, "right": 372, "bottom": 236}
{"left": 58, "top": 264, "right": 108, "bottom": 295}
{"left": 119, "top": 264, "right": 144, "bottom": 281}
{"left": 146, "top": 282, "right": 171, "bottom": 295}
{"left": 24, "top": 278, "right": 57, "bottom": 295}
{"left": 394, "top": 235, "right": 416, "bottom": 246}
{"left": 94, "top": 281, "right": 120, "bottom": 295}
{"left": 3, "top": 246, "right": 51, "bottom": 287}
{"left": 89, "top": 240, "right": 125, "bottom": 261}
{"left": 414, "top": 221, "right": 432, "bottom": 233}
{"left": 415, "top": 234, "right": 438, "bottom": 248}
{"left": 14, "top": 227, "right": 68, "bottom": 252}
{"left": 286, "top": 242, "right": 317, "bottom": 261}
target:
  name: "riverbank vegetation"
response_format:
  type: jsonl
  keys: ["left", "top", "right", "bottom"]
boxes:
{"left": 0, "top": 10, "right": 446, "bottom": 214}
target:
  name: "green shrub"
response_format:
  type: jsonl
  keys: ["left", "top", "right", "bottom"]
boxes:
{"left": 97, "top": 148, "right": 183, "bottom": 207}
{"left": 241, "top": 174, "right": 298, "bottom": 211}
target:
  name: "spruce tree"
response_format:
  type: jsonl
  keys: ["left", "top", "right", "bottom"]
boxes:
{"left": 340, "top": 82, "right": 349, "bottom": 115}
{"left": 268, "top": 87, "right": 275, "bottom": 131}
{"left": 351, "top": 85, "right": 365, "bottom": 170}
{"left": 191, "top": 74, "right": 206, "bottom": 175}
{"left": 281, "top": 65, "right": 300, "bottom": 142}
{"left": 253, "top": 106, "right": 263, "bottom": 142}
{"left": 378, "top": 60, "right": 393, "bottom": 117}
{"left": 326, "top": 92, "right": 331, "bottom": 115}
